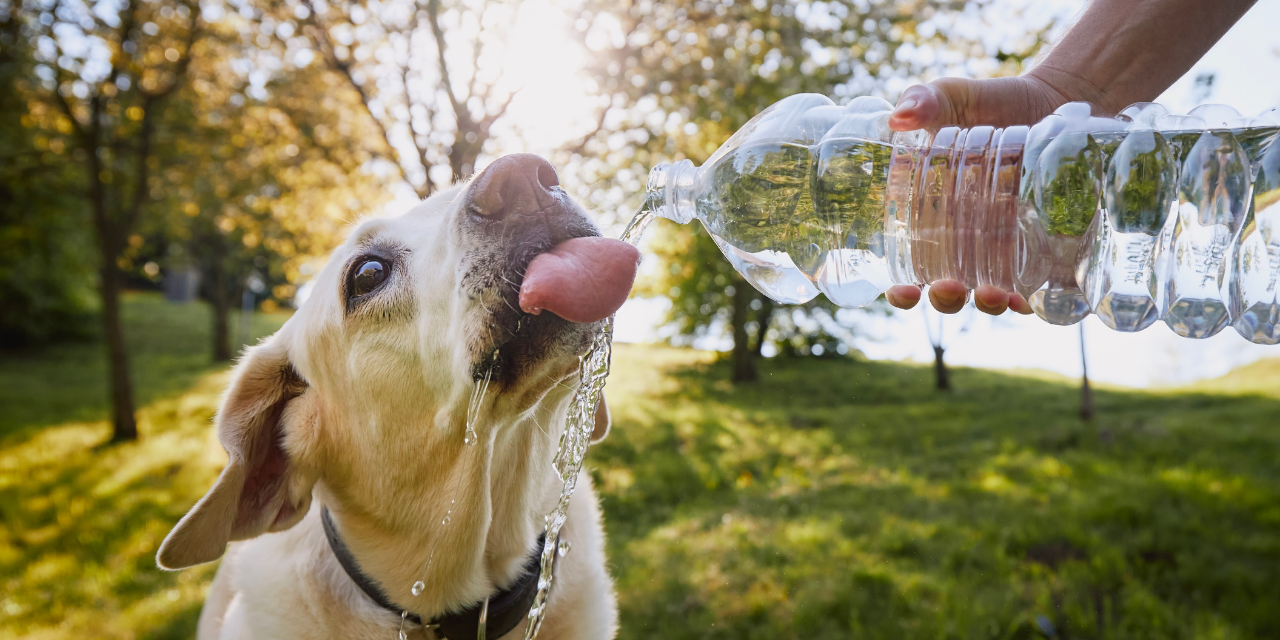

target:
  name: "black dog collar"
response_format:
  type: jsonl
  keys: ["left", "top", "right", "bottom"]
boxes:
{"left": 321, "top": 506, "right": 555, "bottom": 639}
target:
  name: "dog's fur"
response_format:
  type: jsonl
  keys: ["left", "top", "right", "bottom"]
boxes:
{"left": 157, "top": 157, "right": 619, "bottom": 639}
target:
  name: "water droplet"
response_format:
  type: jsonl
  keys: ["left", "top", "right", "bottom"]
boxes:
{"left": 398, "top": 630, "right": 408, "bottom": 640}
{"left": 557, "top": 540, "right": 571, "bottom": 557}
{"left": 411, "top": 580, "right": 424, "bottom": 596}
{"left": 442, "top": 515, "right": 452, "bottom": 525}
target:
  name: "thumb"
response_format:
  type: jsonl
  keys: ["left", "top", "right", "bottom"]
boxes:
{"left": 889, "top": 77, "right": 1066, "bottom": 131}
{"left": 888, "top": 83, "right": 944, "bottom": 132}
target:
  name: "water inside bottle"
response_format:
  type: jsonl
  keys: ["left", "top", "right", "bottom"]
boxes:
{"left": 691, "top": 137, "right": 899, "bottom": 308}
{"left": 695, "top": 142, "right": 824, "bottom": 305}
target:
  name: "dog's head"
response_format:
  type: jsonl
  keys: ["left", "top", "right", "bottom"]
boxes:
{"left": 157, "top": 154, "right": 633, "bottom": 570}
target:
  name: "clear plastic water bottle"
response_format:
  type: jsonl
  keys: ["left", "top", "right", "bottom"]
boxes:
{"left": 643, "top": 94, "right": 1280, "bottom": 343}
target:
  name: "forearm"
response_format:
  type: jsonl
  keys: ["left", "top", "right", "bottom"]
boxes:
{"left": 1029, "top": 0, "right": 1257, "bottom": 112}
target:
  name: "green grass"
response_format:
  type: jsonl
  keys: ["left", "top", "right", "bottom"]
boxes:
{"left": 0, "top": 293, "right": 289, "bottom": 639}
{"left": 598, "top": 349, "right": 1280, "bottom": 640}
{"left": 3, "top": 295, "right": 1279, "bottom": 639}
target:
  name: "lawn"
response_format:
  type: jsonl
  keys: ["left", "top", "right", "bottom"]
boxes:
{"left": 3, "top": 295, "right": 1279, "bottom": 639}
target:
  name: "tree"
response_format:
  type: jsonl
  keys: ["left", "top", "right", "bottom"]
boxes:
{"left": 290, "top": 0, "right": 523, "bottom": 197}
{"left": 23, "top": 0, "right": 200, "bottom": 441}
{"left": 573, "top": 0, "right": 1056, "bottom": 375}
{"left": 152, "top": 3, "right": 388, "bottom": 360}
{"left": 0, "top": 7, "right": 95, "bottom": 347}
{"left": 638, "top": 221, "right": 777, "bottom": 381}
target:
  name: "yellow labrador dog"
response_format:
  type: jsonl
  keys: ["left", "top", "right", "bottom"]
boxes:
{"left": 157, "top": 154, "right": 639, "bottom": 639}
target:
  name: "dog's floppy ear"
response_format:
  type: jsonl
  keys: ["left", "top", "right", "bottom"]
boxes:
{"left": 157, "top": 332, "right": 315, "bottom": 570}
{"left": 591, "top": 394, "right": 610, "bottom": 444}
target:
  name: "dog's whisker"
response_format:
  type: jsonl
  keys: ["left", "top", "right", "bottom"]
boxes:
{"left": 500, "top": 296, "right": 521, "bottom": 316}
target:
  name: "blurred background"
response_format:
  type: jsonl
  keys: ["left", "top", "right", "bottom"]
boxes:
{"left": 2, "top": 0, "right": 1279, "bottom": 638}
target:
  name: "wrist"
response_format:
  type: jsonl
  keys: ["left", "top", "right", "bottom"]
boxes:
{"left": 1024, "top": 65, "right": 1127, "bottom": 116}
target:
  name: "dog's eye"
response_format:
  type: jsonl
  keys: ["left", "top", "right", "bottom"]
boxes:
{"left": 350, "top": 258, "right": 390, "bottom": 297}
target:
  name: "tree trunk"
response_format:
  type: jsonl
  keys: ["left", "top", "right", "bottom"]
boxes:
{"left": 210, "top": 258, "right": 232, "bottom": 362}
{"left": 99, "top": 259, "right": 138, "bottom": 441}
{"left": 751, "top": 296, "right": 775, "bottom": 359}
{"left": 730, "top": 281, "right": 756, "bottom": 382}
{"left": 1079, "top": 324, "right": 1095, "bottom": 420}
{"left": 84, "top": 105, "right": 138, "bottom": 441}
{"left": 933, "top": 345, "right": 950, "bottom": 391}
{"left": 449, "top": 134, "right": 482, "bottom": 183}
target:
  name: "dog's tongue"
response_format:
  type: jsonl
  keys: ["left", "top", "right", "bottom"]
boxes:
{"left": 519, "top": 237, "right": 640, "bottom": 324}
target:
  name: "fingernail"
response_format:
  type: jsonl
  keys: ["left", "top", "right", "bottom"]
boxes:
{"left": 933, "top": 290, "right": 964, "bottom": 306}
{"left": 892, "top": 98, "right": 919, "bottom": 115}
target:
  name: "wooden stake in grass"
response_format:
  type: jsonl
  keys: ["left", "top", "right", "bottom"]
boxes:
{"left": 1080, "top": 323, "right": 1095, "bottom": 421}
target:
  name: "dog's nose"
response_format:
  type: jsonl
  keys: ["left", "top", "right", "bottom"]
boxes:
{"left": 468, "top": 154, "right": 561, "bottom": 220}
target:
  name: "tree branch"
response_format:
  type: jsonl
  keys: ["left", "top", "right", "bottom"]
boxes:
{"left": 393, "top": 16, "right": 434, "bottom": 197}
{"left": 138, "top": 1, "right": 201, "bottom": 101}
{"left": 426, "top": 0, "right": 464, "bottom": 121}
{"left": 555, "top": 104, "right": 609, "bottom": 158}
{"left": 479, "top": 88, "right": 515, "bottom": 130}
{"left": 300, "top": 0, "right": 412, "bottom": 189}
{"left": 464, "top": 0, "right": 491, "bottom": 103}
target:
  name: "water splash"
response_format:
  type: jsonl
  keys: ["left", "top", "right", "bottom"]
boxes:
{"left": 465, "top": 368, "right": 493, "bottom": 446}
{"left": 522, "top": 207, "right": 655, "bottom": 639}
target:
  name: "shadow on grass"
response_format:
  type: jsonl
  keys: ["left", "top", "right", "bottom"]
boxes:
{"left": 595, "top": 347, "right": 1280, "bottom": 640}
{"left": 0, "top": 368, "right": 227, "bottom": 639}
{"left": 0, "top": 293, "right": 289, "bottom": 639}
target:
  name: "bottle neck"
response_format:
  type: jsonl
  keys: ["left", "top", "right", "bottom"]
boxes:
{"left": 645, "top": 160, "right": 698, "bottom": 224}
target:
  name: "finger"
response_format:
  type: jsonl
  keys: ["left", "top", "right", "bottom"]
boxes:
{"left": 888, "top": 85, "right": 941, "bottom": 131}
{"left": 885, "top": 284, "right": 922, "bottom": 310}
{"left": 1008, "top": 292, "right": 1033, "bottom": 315}
{"left": 927, "top": 279, "right": 968, "bottom": 314}
{"left": 973, "top": 285, "right": 1010, "bottom": 316}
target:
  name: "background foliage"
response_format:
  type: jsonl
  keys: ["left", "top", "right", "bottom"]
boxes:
{"left": 0, "top": 13, "right": 95, "bottom": 346}
{"left": 8, "top": 0, "right": 1276, "bottom": 638}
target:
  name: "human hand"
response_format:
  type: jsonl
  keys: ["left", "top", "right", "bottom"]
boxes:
{"left": 882, "top": 75, "right": 1077, "bottom": 316}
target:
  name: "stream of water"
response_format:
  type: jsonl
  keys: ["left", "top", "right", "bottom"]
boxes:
{"left": 396, "top": 209, "right": 656, "bottom": 640}
{"left": 520, "top": 208, "right": 656, "bottom": 640}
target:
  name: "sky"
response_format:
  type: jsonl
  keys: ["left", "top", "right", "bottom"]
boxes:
{"left": 383, "top": 0, "right": 1280, "bottom": 388}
